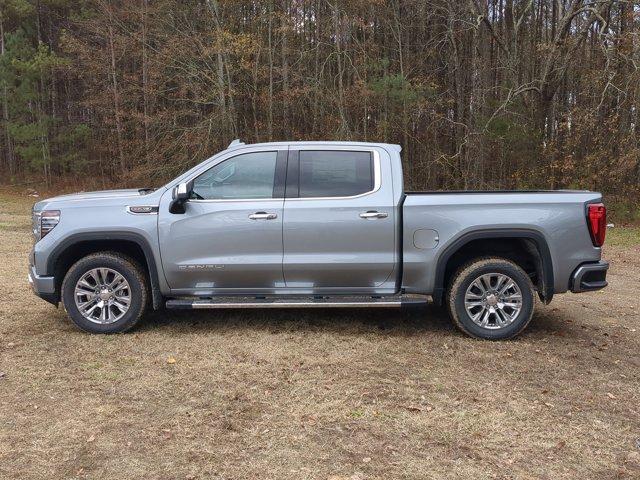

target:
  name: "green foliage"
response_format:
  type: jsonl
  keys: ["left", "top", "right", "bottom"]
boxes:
{"left": 369, "top": 72, "right": 419, "bottom": 107}
{"left": 606, "top": 227, "right": 640, "bottom": 247}
{"left": 0, "top": 28, "right": 72, "bottom": 176}
{"left": 53, "top": 123, "right": 91, "bottom": 171}
{"left": 0, "top": 0, "right": 36, "bottom": 18}
{"left": 607, "top": 199, "right": 640, "bottom": 226}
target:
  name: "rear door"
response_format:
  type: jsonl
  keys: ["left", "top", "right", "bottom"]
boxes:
{"left": 282, "top": 146, "right": 396, "bottom": 292}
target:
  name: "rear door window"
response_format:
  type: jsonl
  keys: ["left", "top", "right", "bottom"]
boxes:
{"left": 298, "top": 151, "right": 373, "bottom": 198}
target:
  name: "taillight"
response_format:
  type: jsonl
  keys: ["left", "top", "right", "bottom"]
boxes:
{"left": 587, "top": 203, "right": 606, "bottom": 247}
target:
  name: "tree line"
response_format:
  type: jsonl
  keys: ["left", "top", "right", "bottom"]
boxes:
{"left": 0, "top": 0, "right": 638, "bottom": 196}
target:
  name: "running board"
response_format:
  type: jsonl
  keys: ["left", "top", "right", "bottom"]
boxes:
{"left": 165, "top": 296, "right": 428, "bottom": 310}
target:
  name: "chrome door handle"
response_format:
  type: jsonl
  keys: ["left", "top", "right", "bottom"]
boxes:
{"left": 249, "top": 212, "right": 278, "bottom": 220}
{"left": 359, "top": 211, "right": 388, "bottom": 219}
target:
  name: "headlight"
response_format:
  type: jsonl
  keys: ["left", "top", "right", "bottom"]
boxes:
{"left": 33, "top": 210, "right": 60, "bottom": 242}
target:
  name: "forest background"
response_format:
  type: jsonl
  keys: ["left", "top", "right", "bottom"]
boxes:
{"left": 0, "top": 0, "right": 639, "bottom": 219}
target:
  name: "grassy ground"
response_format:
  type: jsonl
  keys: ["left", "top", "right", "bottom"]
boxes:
{"left": 0, "top": 193, "right": 639, "bottom": 480}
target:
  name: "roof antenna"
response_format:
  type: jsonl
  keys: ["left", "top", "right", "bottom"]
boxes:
{"left": 228, "top": 139, "right": 245, "bottom": 148}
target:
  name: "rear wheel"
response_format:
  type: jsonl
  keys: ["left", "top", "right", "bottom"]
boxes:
{"left": 61, "top": 252, "right": 148, "bottom": 333}
{"left": 446, "top": 257, "right": 535, "bottom": 340}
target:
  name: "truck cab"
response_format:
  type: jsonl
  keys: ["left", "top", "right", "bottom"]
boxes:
{"left": 159, "top": 142, "right": 401, "bottom": 296}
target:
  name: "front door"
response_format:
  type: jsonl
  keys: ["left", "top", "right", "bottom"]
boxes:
{"left": 158, "top": 148, "right": 287, "bottom": 294}
{"left": 282, "top": 147, "right": 396, "bottom": 292}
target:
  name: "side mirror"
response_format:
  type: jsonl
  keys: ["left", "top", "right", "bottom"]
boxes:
{"left": 169, "top": 180, "right": 193, "bottom": 214}
{"left": 173, "top": 181, "right": 192, "bottom": 200}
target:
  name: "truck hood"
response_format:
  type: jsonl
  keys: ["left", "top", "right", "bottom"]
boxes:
{"left": 33, "top": 188, "right": 161, "bottom": 211}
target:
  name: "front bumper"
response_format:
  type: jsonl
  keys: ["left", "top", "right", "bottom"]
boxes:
{"left": 570, "top": 261, "right": 609, "bottom": 293}
{"left": 28, "top": 263, "right": 58, "bottom": 305}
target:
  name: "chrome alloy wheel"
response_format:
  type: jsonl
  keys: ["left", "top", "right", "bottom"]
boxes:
{"left": 74, "top": 268, "right": 131, "bottom": 324}
{"left": 464, "top": 273, "right": 523, "bottom": 330}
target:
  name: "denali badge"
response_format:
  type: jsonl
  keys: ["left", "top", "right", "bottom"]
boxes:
{"left": 178, "top": 265, "right": 225, "bottom": 270}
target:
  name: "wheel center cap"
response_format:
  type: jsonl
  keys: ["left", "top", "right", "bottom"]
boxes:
{"left": 486, "top": 294, "right": 498, "bottom": 306}
{"left": 99, "top": 289, "right": 111, "bottom": 301}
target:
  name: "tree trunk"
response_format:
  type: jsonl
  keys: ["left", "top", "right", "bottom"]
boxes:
{"left": 36, "top": 1, "right": 51, "bottom": 185}
{"left": 331, "top": 2, "right": 348, "bottom": 137}
{"left": 311, "top": 0, "right": 320, "bottom": 135}
{"left": 267, "top": 1, "right": 274, "bottom": 141}
{"left": 107, "top": 7, "right": 126, "bottom": 175}
{"left": 141, "top": 0, "right": 151, "bottom": 166}
{"left": 0, "top": 11, "right": 15, "bottom": 177}
{"left": 281, "top": 1, "right": 289, "bottom": 136}
{"left": 394, "top": 0, "right": 410, "bottom": 184}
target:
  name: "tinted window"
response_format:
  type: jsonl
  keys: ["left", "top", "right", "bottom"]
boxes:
{"left": 191, "top": 151, "right": 277, "bottom": 200}
{"left": 299, "top": 151, "right": 373, "bottom": 198}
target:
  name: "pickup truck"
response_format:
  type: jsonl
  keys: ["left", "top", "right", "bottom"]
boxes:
{"left": 29, "top": 140, "right": 609, "bottom": 339}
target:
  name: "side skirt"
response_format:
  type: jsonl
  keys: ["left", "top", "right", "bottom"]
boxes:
{"left": 166, "top": 295, "right": 429, "bottom": 310}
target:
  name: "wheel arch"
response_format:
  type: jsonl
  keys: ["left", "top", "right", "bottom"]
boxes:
{"left": 433, "top": 229, "right": 554, "bottom": 306}
{"left": 46, "top": 232, "right": 163, "bottom": 310}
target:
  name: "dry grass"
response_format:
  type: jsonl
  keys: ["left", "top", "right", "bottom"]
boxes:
{"left": 0, "top": 193, "right": 639, "bottom": 480}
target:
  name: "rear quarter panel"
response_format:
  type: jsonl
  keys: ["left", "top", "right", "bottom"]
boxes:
{"left": 402, "top": 192, "right": 603, "bottom": 295}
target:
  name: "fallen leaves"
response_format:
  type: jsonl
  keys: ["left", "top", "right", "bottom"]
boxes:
{"left": 327, "top": 474, "right": 364, "bottom": 480}
{"left": 301, "top": 414, "right": 317, "bottom": 425}
{"left": 403, "top": 405, "right": 434, "bottom": 413}
{"left": 626, "top": 451, "right": 640, "bottom": 466}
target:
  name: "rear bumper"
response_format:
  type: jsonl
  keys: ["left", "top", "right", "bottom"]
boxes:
{"left": 570, "top": 261, "right": 609, "bottom": 293}
{"left": 28, "top": 264, "right": 58, "bottom": 305}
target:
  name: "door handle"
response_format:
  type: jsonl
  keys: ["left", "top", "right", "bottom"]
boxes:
{"left": 359, "top": 211, "right": 388, "bottom": 219}
{"left": 249, "top": 212, "right": 278, "bottom": 220}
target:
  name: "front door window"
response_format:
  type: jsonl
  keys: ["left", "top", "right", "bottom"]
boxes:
{"left": 191, "top": 151, "right": 278, "bottom": 200}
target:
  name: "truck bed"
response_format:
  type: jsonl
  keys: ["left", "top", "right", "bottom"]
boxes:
{"left": 405, "top": 190, "right": 591, "bottom": 195}
{"left": 401, "top": 189, "right": 603, "bottom": 297}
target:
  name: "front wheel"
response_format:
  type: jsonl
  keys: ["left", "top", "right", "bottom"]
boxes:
{"left": 446, "top": 257, "right": 535, "bottom": 340}
{"left": 61, "top": 252, "right": 148, "bottom": 333}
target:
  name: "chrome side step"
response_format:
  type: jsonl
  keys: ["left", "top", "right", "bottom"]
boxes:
{"left": 165, "top": 295, "right": 428, "bottom": 310}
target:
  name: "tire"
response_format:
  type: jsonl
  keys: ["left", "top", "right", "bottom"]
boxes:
{"left": 446, "top": 257, "right": 535, "bottom": 340}
{"left": 61, "top": 252, "right": 148, "bottom": 333}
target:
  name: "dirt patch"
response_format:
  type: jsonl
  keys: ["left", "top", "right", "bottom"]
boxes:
{"left": 1, "top": 195, "right": 638, "bottom": 479}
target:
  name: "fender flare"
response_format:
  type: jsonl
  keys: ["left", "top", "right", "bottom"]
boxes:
{"left": 46, "top": 231, "right": 163, "bottom": 310}
{"left": 432, "top": 228, "right": 554, "bottom": 306}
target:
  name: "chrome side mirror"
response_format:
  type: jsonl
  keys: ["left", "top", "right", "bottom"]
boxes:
{"left": 170, "top": 180, "right": 193, "bottom": 214}
{"left": 173, "top": 181, "right": 191, "bottom": 200}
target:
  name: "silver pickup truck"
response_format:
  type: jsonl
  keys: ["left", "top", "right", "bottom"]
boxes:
{"left": 29, "top": 140, "right": 609, "bottom": 339}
